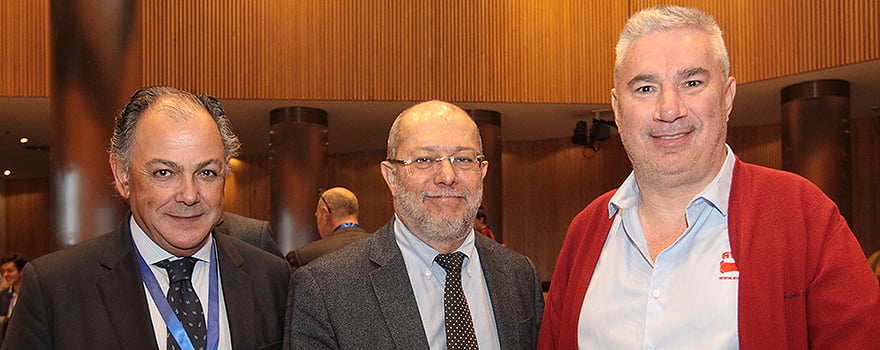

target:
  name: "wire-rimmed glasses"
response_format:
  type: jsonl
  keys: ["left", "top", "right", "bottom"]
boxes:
{"left": 386, "top": 154, "right": 486, "bottom": 174}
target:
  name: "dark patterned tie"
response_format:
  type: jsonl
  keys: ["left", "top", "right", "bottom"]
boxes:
{"left": 155, "top": 257, "right": 207, "bottom": 350}
{"left": 434, "top": 252, "right": 479, "bottom": 350}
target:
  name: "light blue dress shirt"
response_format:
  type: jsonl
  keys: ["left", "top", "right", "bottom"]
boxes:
{"left": 393, "top": 215, "right": 501, "bottom": 350}
{"left": 130, "top": 218, "right": 233, "bottom": 350}
{"left": 579, "top": 146, "right": 739, "bottom": 349}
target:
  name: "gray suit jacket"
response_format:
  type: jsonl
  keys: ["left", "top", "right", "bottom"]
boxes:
{"left": 284, "top": 218, "right": 544, "bottom": 350}
{"left": 215, "top": 212, "right": 284, "bottom": 258}
{"left": 2, "top": 214, "right": 291, "bottom": 350}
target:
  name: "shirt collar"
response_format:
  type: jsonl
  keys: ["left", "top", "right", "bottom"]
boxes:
{"left": 129, "top": 216, "right": 214, "bottom": 265}
{"left": 609, "top": 144, "right": 736, "bottom": 217}
{"left": 392, "top": 214, "right": 477, "bottom": 272}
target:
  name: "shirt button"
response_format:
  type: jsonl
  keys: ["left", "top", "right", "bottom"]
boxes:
{"left": 425, "top": 270, "right": 433, "bottom": 279}
{"left": 652, "top": 289, "right": 661, "bottom": 298}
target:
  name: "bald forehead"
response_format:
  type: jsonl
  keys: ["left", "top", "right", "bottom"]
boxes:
{"left": 401, "top": 100, "right": 469, "bottom": 121}
{"left": 399, "top": 101, "right": 476, "bottom": 131}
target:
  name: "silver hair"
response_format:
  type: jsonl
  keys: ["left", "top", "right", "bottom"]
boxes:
{"left": 614, "top": 6, "right": 730, "bottom": 84}
{"left": 109, "top": 86, "right": 241, "bottom": 173}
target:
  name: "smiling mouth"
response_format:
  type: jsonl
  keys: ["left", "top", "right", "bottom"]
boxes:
{"left": 655, "top": 133, "right": 687, "bottom": 140}
{"left": 166, "top": 213, "right": 203, "bottom": 220}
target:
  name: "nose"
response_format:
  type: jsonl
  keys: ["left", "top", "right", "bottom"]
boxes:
{"left": 433, "top": 157, "right": 458, "bottom": 186}
{"left": 657, "top": 88, "right": 686, "bottom": 122}
{"left": 175, "top": 176, "right": 200, "bottom": 206}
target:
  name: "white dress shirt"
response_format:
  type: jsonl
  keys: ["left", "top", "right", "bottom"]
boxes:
{"left": 130, "top": 218, "right": 233, "bottom": 350}
{"left": 394, "top": 215, "right": 501, "bottom": 350}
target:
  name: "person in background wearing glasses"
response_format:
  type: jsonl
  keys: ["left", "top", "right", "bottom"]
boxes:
{"left": 284, "top": 100, "right": 543, "bottom": 349}
{"left": 538, "top": 6, "right": 879, "bottom": 349}
{"left": 286, "top": 187, "right": 369, "bottom": 269}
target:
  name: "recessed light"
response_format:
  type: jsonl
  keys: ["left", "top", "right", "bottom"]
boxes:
{"left": 19, "top": 137, "right": 29, "bottom": 144}
{"left": 2, "top": 170, "right": 11, "bottom": 176}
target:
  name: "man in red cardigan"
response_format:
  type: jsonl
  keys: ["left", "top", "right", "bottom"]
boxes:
{"left": 539, "top": 5, "right": 880, "bottom": 349}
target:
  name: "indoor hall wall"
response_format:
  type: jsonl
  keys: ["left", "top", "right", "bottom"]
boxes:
{"left": 0, "top": 0, "right": 48, "bottom": 97}
{"left": 851, "top": 116, "right": 880, "bottom": 256}
{"left": 3, "top": 1, "right": 878, "bottom": 101}
{"left": 2, "top": 178, "right": 51, "bottom": 261}
{"left": 3, "top": 121, "right": 878, "bottom": 274}
{"left": 324, "top": 150, "right": 393, "bottom": 234}
{"left": 224, "top": 155, "right": 272, "bottom": 221}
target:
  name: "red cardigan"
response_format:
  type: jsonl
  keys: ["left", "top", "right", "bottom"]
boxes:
{"left": 538, "top": 159, "right": 880, "bottom": 349}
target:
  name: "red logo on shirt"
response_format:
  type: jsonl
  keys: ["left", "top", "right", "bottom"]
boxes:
{"left": 719, "top": 251, "right": 739, "bottom": 280}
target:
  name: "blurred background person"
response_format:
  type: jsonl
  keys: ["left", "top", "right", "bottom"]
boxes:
{"left": 286, "top": 187, "right": 369, "bottom": 268}
{"left": 215, "top": 211, "right": 284, "bottom": 258}
{"left": 473, "top": 206, "right": 497, "bottom": 241}
{"left": 0, "top": 253, "right": 27, "bottom": 318}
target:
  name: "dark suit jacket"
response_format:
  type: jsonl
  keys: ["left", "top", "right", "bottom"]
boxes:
{"left": 215, "top": 212, "right": 284, "bottom": 258}
{"left": 0, "top": 287, "right": 13, "bottom": 316}
{"left": 1, "top": 214, "right": 291, "bottom": 350}
{"left": 284, "top": 218, "right": 544, "bottom": 350}
{"left": 287, "top": 226, "right": 369, "bottom": 268}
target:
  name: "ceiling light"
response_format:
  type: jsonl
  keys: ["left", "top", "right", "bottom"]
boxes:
{"left": 19, "top": 137, "right": 29, "bottom": 144}
{"left": 2, "top": 170, "right": 11, "bottom": 176}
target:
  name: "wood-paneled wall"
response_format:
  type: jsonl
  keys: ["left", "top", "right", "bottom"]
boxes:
{"left": 3, "top": 120, "right": 879, "bottom": 279}
{"left": 851, "top": 116, "right": 880, "bottom": 254}
{"left": 2, "top": 0, "right": 878, "bottom": 101}
{"left": 224, "top": 155, "right": 272, "bottom": 220}
{"left": 0, "top": 0, "right": 48, "bottom": 97}
{"left": 324, "top": 150, "right": 393, "bottom": 233}
{"left": 2, "top": 178, "right": 50, "bottom": 261}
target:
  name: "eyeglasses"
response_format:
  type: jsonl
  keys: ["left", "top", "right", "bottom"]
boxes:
{"left": 318, "top": 189, "right": 332, "bottom": 214}
{"left": 386, "top": 154, "right": 486, "bottom": 173}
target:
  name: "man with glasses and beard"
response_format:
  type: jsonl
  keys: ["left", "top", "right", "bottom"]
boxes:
{"left": 284, "top": 100, "right": 543, "bottom": 350}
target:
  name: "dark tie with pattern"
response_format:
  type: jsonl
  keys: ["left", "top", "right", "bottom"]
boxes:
{"left": 155, "top": 257, "right": 207, "bottom": 350}
{"left": 434, "top": 252, "right": 479, "bottom": 350}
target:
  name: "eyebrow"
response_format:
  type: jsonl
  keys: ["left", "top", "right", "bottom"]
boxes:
{"left": 412, "top": 146, "right": 479, "bottom": 154}
{"left": 626, "top": 74, "right": 659, "bottom": 89}
{"left": 146, "top": 159, "right": 222, "bottom": 171}
{"left": 625, "top": 67, "right": 709, "bottom": 88}
{"left": 679, "top": 67, "right": 708, "bottom": 80}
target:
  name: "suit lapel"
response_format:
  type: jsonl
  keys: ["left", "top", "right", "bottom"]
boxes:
{"left": 95, "top": 216, "right": 161, "bottom": 350}
{"left": 214, "top": 234, "right": 256, "bottom": 349}
{"left": 369, "top": 220, "right": 431, "bottom": 350}
{"left": 476, "top": 236, "right": 519, "bottom": 349}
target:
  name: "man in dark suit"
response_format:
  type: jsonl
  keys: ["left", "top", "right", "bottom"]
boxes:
{"left": 286, "top": 187, "right": 369, "bottom": 268}
{"left": 285, "top": 100, "right": 544, "bottom": 349}
{"left": 2, "top": 86, "right": 290, "bottom": 350}
{"left": 216, "top": 211, "right": 284, "bottom": 258}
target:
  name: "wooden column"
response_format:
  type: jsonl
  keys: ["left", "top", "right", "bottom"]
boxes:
{"left": 781, "top": 79, "right": 852, "bottom": 221}
{"left": 269, "top": 107, "right": 328, "bottom": 254}
{"left": 50, "top": 0, "right": 141, "bottom": 249}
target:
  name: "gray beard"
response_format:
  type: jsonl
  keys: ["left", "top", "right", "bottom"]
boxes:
{"left": 393, "top": 183, "right": 482, "bottom": 244}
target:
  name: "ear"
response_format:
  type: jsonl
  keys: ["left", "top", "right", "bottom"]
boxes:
{"left": 109, "top": 155, "right": 131, "bottom": 199}
{"left": 479, "top": 160, "right": 488, "bottom": 180}
{"left": 611, "top": 88, "right": 622, "bottom": 125}
{"left": 723, "top": 76, "right": 737, "bottom": 122}
{"left": 380, "top": 160, "right": 398, "bottom": 194}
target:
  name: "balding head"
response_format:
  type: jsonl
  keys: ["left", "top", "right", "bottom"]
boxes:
{"left": 316, "top": 187, "right": 360, "bottom": 238}
{"left": 386, "top": 100, "right": 483, "bottom": 159}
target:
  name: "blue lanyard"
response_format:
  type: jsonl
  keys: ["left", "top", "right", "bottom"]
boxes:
{"left": 136, "top": 242, "right": 220, "bottom": 350}
{"left": 333, "top": 222, "right": 360, "bottom": 232}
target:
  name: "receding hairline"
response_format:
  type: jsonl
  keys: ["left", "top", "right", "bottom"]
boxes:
{"left": 146, "top": 95, "right": 207, "bottom": 121}
{"left": 386, "top": 100, "right": 483, "bottom": 158}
